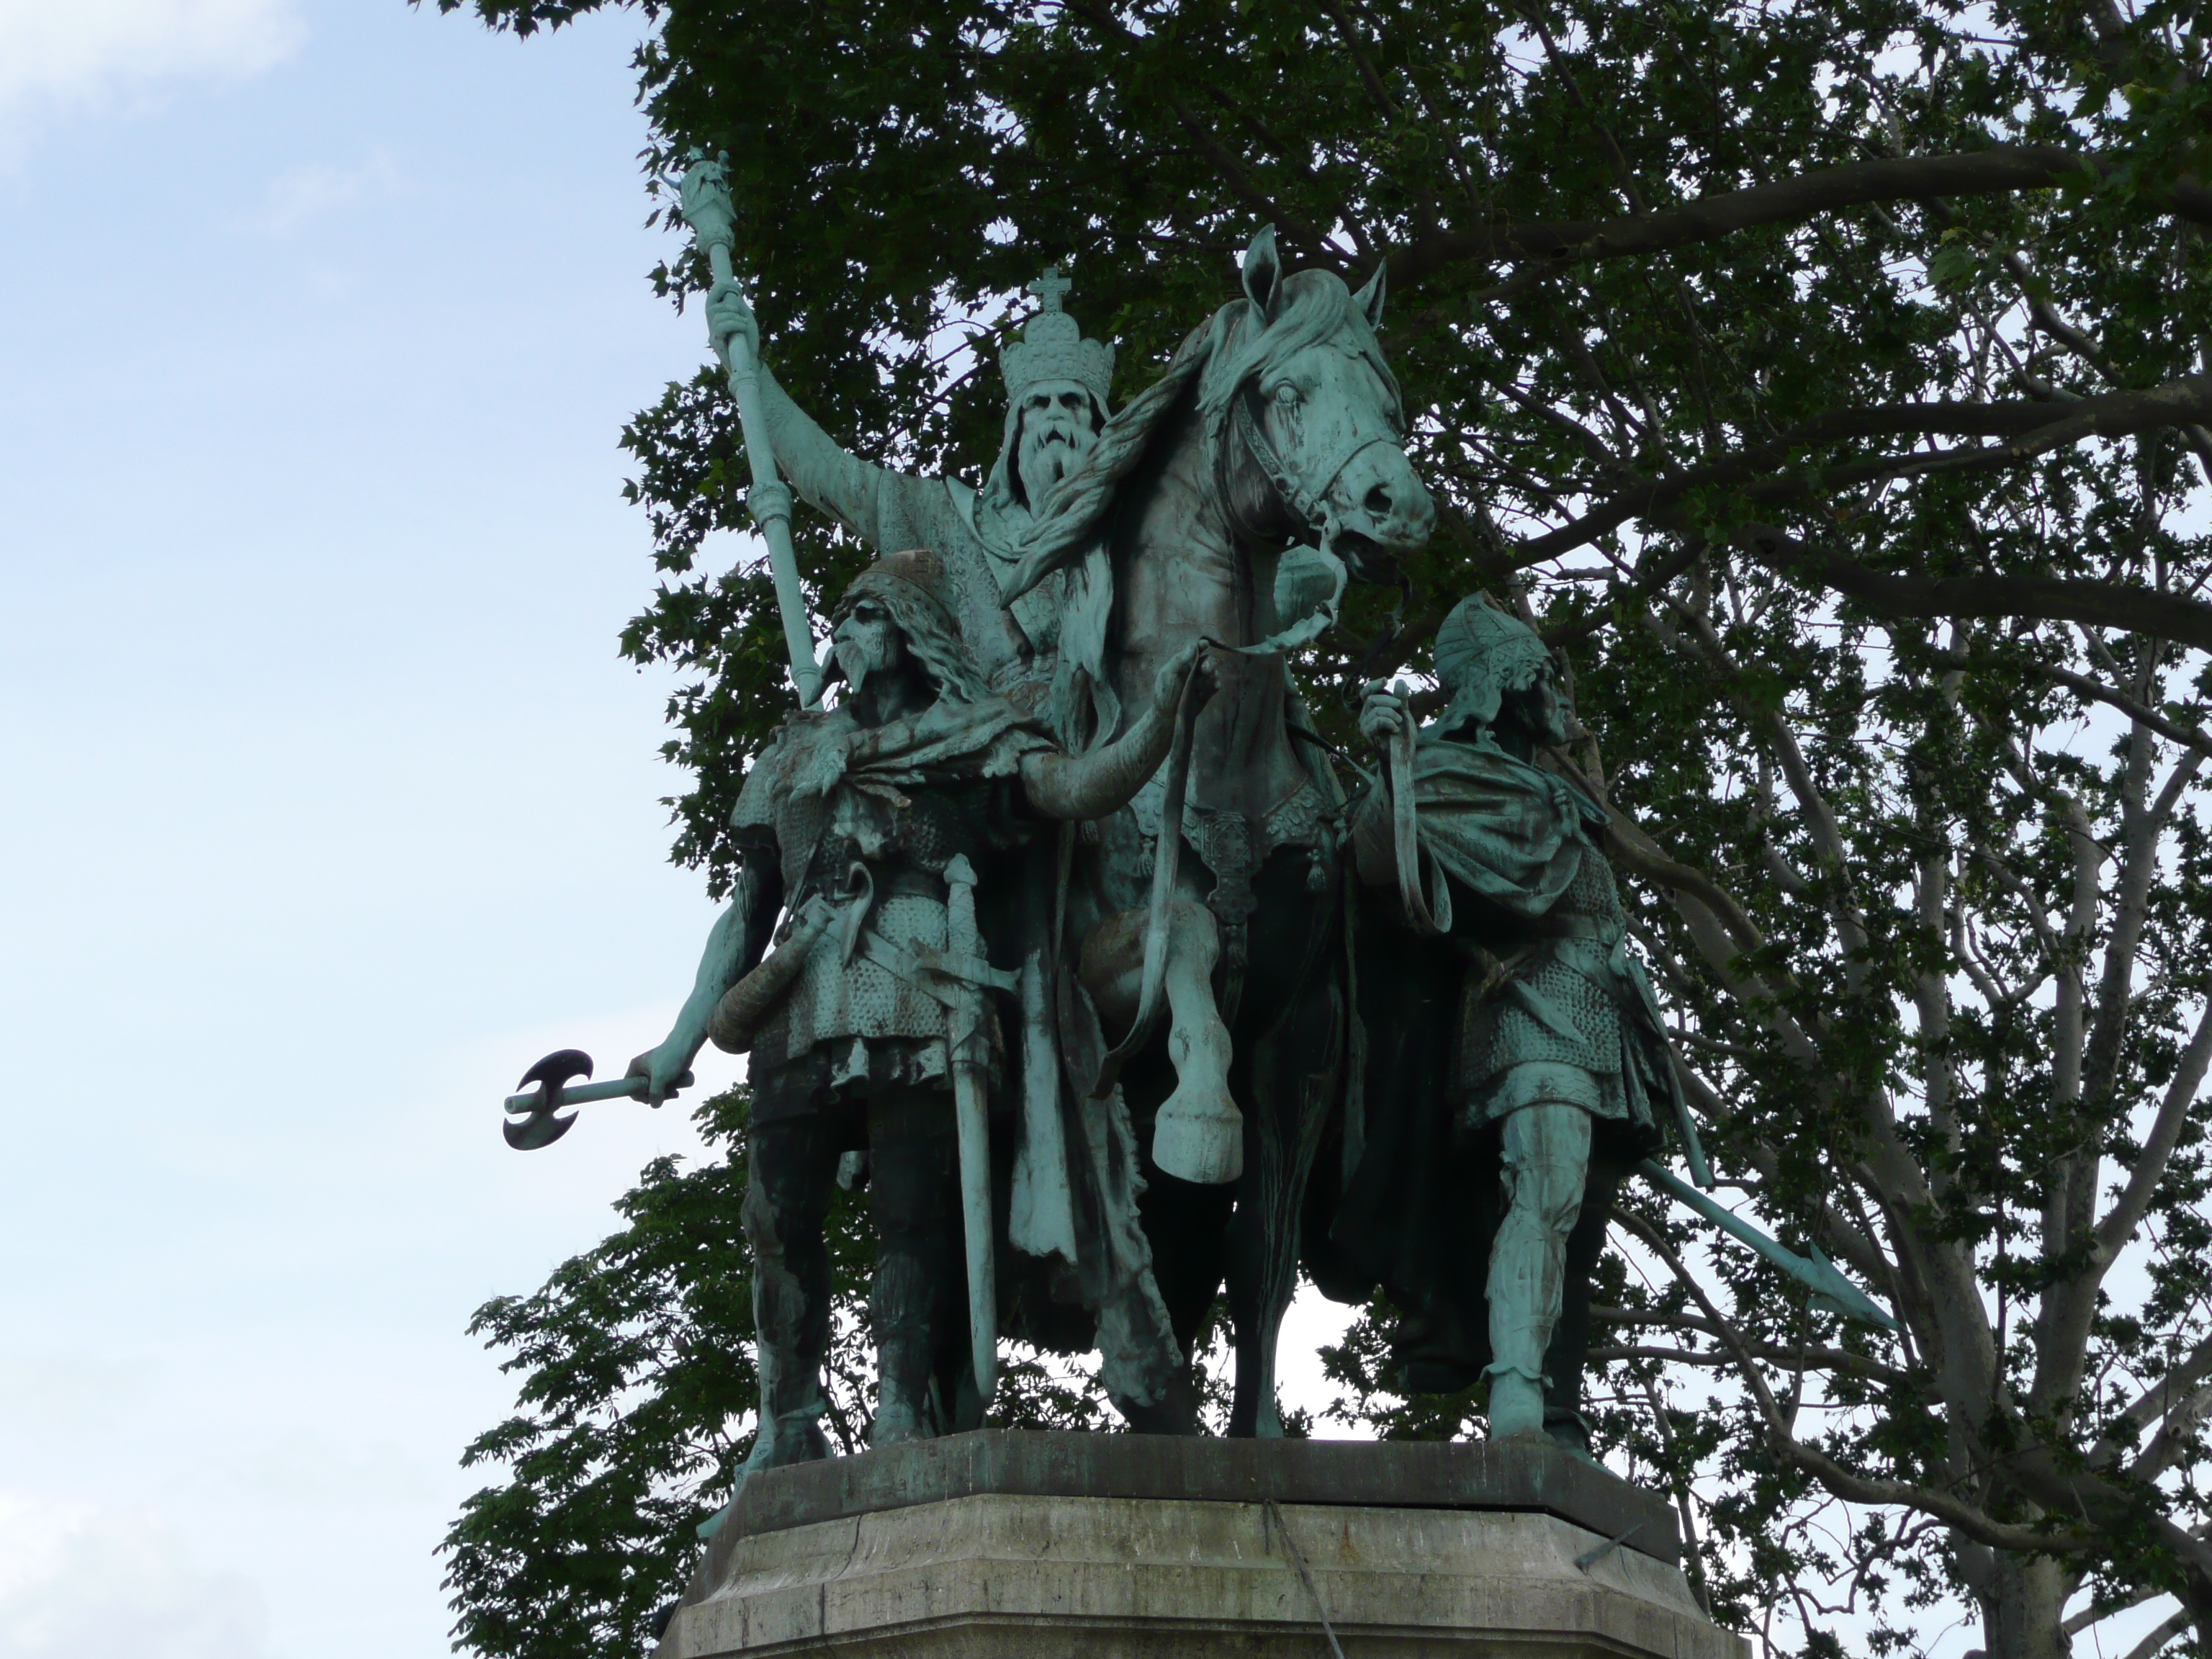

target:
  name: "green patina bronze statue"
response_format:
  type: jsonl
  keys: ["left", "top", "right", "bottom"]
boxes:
{"left": 1329, "top": 596, "right": 1685, "bottom": 1451}
{"left": 628, "top": 549, "right": 1214, "bottom": 1468}
{"left": 706, "top": 256, "right": 1114, "bottom": 740}
{"left": 500, "top": 222, "right": 1887, "bottom": 1473}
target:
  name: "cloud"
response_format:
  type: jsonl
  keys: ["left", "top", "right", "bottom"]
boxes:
{"left": 242, "top": 1430, "right": 435, "bottom": 1506}
{"left": 257, "top": 149, "right": 403, "bottom": 233}
{"left": 0, "top": 0, "right": 303, "bottom": 150}
{"left": 0, "top": 1495, "right": 269, "bottom": 1658}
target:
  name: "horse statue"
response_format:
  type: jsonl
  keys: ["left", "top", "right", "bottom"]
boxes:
{"left": 1005, "top": 226, "right": 1435, "bottom": 1434}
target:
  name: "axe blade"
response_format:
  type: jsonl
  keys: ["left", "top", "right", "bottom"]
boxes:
{"left": 504, "top": 1109, "right": 576, "bottom": 1151}
{"left": 505, "top": 1048, "right": 595, "bottom": 1154}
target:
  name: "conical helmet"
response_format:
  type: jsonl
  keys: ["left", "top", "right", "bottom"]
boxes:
{"left": 1432, "top": 593, "right": 1556, "bottom": 731}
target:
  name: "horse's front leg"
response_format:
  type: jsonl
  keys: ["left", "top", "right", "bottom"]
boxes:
{"left": 1080, "top": 894, "right": 1242, "bottom": 1184}
{"left": 1223, "top": 855, "right": 1345, "bottom": 1438}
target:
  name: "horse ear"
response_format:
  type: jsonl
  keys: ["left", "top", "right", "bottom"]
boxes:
{"left": 1352, "top": 260, "right": 1387, "bottom": 328}
{"left": 1242, "top": 225, "right": 1285, "bottom": 325}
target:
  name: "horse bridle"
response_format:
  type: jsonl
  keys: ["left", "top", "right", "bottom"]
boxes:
{"left": 1230, "top": 385, "right": 1404, "bottom": 558}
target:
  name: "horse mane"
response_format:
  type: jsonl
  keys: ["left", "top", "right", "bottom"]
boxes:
{"left": 1196, "top": 268, "right": 1402, "bottom": 432}
{"left": 999, "top": 266, "right": 1398, "bottom": 749}
{"left": 1002, "top": 268, "right": 1401, "bottom": 599}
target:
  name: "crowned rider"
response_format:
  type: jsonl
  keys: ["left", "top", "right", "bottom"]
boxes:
{"left": 1330, "top": 595, "right": 1678, "bottom": 1455}
{"left": 709, "top": 268, "right": 1118, "bottom": 744}
{"left": 626, "top": 551, "right": 1208, "bottom": 1467}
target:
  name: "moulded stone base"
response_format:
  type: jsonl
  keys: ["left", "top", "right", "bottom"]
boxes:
{"left": 657, "top": 1490, "right": 1747, "bottom": 1659}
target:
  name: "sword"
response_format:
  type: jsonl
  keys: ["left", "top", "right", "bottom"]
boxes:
{"left": 678, "top": 153, "right": 824, "bottom": 709}
{"left": 1639, "top": 1160, "right": 1897, "bottom": 1330}
{"left": 943, "top": 855, "right": 999, "bottom": 1406}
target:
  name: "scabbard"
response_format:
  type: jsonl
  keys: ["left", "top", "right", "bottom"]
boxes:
{"left": 1389, "top": 714, "right": 1452, "bottom": 938}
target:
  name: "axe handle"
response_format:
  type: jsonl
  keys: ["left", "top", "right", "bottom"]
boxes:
{"left": 503, "top": 1076, "right": 650, "bottom": 1115}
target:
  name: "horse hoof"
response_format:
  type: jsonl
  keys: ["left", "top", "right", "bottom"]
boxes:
{"left": 1153, "top": 1091, "right": 1244, "bottom": 1184}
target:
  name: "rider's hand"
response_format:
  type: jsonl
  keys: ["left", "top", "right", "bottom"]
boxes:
{"left": 706, "top": 278, "right": 760, "bottom": 369}
{"left": 625, "top": 1040, "right": 696, "bottom": 1107}
{"left": 1151, "top": 641, "right": 1220, "bottom": 715}
{"left": 1359, "top": 680, "right": 1407, "bottom": 747}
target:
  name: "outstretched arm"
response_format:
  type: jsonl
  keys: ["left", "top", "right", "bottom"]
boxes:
{"left": 625, "top": 846, "right": 786, "bottom": 1102}
{"left": 1020, "top": 643, "right": 1217, "bottom": 820}
{"left": 709, "top": 280, "right": 894, "bottom": 546}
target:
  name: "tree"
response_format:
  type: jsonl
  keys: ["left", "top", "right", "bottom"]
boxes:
{"left": 427, "top": 2, "right": 2212, "bottom": 1658}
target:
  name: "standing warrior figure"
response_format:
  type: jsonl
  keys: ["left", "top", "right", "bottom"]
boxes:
{"left": 708, "top": 266, "right": 1118, "bottom": 739}
{"left": 626, "top": 550, "right": 1210, "bottom": 1468}
{"left": 1332, "top": 596, "right": 1682, "bottom": 1452}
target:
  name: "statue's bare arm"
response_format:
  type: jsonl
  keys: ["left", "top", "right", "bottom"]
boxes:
{"left": 1020, "top": 643, "right": 1216, "bottom": 821}
{"left": 626, "top": 845, "right": 786, "bottom": 1101}
{"left": 708, "top": 279, "right": 893, "bottom": 545}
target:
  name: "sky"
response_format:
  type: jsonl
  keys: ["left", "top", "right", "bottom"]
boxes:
{"left": 0, "top": 1, "right": 745, "bottom": 1653}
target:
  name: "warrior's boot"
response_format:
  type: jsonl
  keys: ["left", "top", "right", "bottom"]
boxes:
{"left": 1485, "top": 1102, "right": 1592, "bottom": 1442}
{"left": 870, "top": 1248, "right": 942, "bottom": 1447}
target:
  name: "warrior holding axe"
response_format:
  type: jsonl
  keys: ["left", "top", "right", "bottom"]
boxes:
{"left": 514, "top": 549, "right": 1211, "bottom": 1468}
{"left": 654, "top": 552, "right": 1208, "bottom": 1462}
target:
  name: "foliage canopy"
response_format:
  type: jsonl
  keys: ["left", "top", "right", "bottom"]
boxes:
{"left": 428, "top": 2, "right": 2212, "bottom": 1658}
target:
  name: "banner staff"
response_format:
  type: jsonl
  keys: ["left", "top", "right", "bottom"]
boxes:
{"left": 678, "top": 152, "right": 825, "bottom": 709}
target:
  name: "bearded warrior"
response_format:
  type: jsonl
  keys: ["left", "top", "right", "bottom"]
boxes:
{"left": 709, "top": 268, "right": 1118, "bottom": 741}
{"left": 626, "top": 552, "right": 1210, "bottom": 1466}
{"left": 1329, "top": 596, "right": 1678, "bottom": 1452}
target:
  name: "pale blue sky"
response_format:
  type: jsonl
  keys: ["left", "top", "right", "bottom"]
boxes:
{"left": 0, "top": 3, "right": 742, "bottom": 1653}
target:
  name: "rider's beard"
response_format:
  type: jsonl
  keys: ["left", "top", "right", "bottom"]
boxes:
{"left": 1018, "top": 423, "right": 1092, "bottom": 505}
{"left": 833, "top": 631, "right": 899, "bottom": 693}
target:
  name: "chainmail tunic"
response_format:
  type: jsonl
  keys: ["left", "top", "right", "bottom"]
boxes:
{"left": 743, "top": 775, "right": 1025, "bottom": 1084}
{"left": 1456, "top": 850, "right": 1660, "bottom": 1129}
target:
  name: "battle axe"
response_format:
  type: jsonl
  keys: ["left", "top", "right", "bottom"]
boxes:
{"left": 502, "top": 1050, "right": 688, "bottom": 1151}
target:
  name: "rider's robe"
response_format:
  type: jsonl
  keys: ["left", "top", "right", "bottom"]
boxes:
{"left": 1325, "top": 725, "right": 1673, "bottom": 1401}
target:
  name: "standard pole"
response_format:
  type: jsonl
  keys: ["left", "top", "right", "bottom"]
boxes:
{"left": 680, "top": 156, "right": 824, "bottom": 708}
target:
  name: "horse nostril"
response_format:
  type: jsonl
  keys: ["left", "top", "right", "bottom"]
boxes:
{"left": 1364, "top": 483, "right": 1395, "bottom": 520}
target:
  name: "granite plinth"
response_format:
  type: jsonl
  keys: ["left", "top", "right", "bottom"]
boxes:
{"left": 658, "top": 1434, "right": 1743, "bottom": 1659}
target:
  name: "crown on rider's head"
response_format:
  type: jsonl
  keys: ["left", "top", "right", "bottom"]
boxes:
{"left": 1001, "top": 266, "right": 1114, "bottom": 405}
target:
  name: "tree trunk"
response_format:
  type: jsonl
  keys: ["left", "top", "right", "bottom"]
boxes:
{"left": 1987, "top": 1552, "right": 2068, "bottom": 1659}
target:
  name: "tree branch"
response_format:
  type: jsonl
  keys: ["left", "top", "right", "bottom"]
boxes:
{"left": 1510, "top": 377, "right": 2212, "bottom": 569}
{"left": 1390, "top": 146, "right": 2212, "bottom": 289}
{"left": 1935, "top": 652, "right": 2212, "bottom": 760}
{"left": 1611, "top": 1209, "right": 2096, "bottom": 1557}
{"left": 1733, "top": 521, "right": 2212, "bottom": 654}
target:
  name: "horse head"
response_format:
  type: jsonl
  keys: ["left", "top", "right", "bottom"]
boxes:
{"left": 1205, "top": 228, "right": 1436, "bottom": 574}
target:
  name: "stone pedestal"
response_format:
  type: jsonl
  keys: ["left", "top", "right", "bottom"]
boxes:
{"left": 657, "top": 1431, "right": 1747, "bottom": 1659}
